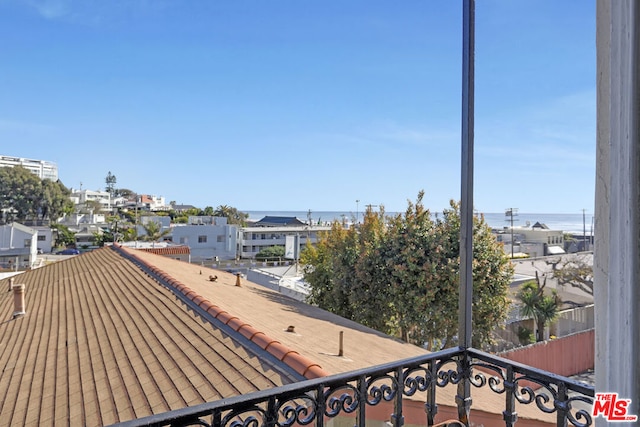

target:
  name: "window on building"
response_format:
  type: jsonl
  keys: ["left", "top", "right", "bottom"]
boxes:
{"left": 24, "top": 239, "right": 31, "bottom": 247}
{"left": 38, "top": 235, "right": 46, "bottom": 241}
{"left": 217, "top": 235, "right": 224, "bottom": 243}
{"left": 180, "top": 237, "right": 187, "bottom": 244}
{"left": 198, "top": 235, "right": 207, "bottom": 243}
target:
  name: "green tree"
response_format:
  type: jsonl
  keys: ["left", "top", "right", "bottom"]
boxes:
{"left": 0, "top": 166, "right": 73, "bottom": 223}
{"left": 301, "top": 192, "right": 512, "bottom": 350}
{"left": 467, "top": 206, "right": 513, "bottom": 347}
{"left": 0, "top": 165, "right": 42, "bottom": 222}
{"left": 37, "top": 179, "right": 73, "bottom": 221}
{"left": 384, "top": 194, "right": 440, "bottom": 345}
{"left": 351, "top": 207, "right": 394, "bottom": 332}
{"left": 172, "top": 215, "right": 188, "bottom": 224}
{"left": 81, "top": 199, "right": 103, "bottom": 214}
{"left": 105, "top": 171, "right": 117, "bottom": 197}
{"left": 213, "top": 205, "right": 249, "bottom": 225}
{"left": 256, "top": 246, "right": 286, "bottom": 260}
{"left": 141, "top": 220, "right": 170, "bottom": 242}
{"left": 121, "top": 226, "right": 138, "bottom": 242}
{"left": 92, "top": 229, "right": 114, "bottom": 247}
{"left": 517, "top": 273, "right": 561, "bottom": 342}
{"left": 301, "top": 222, "right": 353, "bottom": 319}
{"left": 50, "top": 223, "right": 76, "bottom": 247}
{"left": 201, "top": 206, "right": 215, "bottom": 216}
{"left": 115, "top": 188, "right": 135, "bottom": 199}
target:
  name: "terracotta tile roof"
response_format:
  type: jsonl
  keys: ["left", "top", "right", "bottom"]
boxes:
{"left": 124, "top": 249, "right": 556, "bottom": 425}
{"left": 116, "top": 246, "right": 328, "bottom": 380}
{"left": 0, "top": 248, "right": 301, "bottom": 426}
{"left": 136, "top": 246, "right": 190, "bottom": 256}
{"left": 0, "top": 245, "right": 556, "bottom": 426}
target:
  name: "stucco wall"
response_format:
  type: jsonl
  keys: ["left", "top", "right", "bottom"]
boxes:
{"left": 595, "top": 1, "right": 640, "bottom": 423}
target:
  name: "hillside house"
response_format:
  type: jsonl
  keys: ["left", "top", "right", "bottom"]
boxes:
{"left": 0, "top": 222, "right": 37, "bottom": 269}
{"left": 70, "top": 188, "right": 112, "bottom": 211}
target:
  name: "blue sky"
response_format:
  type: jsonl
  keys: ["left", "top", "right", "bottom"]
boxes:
{"left": 0, "top": 0, "right": 596, "bottom": 214}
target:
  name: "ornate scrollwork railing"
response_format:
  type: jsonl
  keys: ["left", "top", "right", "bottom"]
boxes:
{"left": 112, "top": 347, "right": 594, "bottom": 427}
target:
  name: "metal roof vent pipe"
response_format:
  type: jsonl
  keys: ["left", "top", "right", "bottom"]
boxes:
{"left": 12, "top": 281, "right": 26, "bottom": 318}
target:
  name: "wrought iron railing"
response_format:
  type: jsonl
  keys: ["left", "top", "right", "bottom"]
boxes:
{"left": 113, "top": 346, "right": 595, "bottom": 427}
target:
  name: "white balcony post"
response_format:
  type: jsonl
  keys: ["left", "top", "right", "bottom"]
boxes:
{"left": 595, "top": 0, "right": 640, "bottom": 423}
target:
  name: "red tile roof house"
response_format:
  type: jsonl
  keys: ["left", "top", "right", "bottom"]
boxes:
{"left": 130, "top": 243, "right": 191, "bottom": 263}
{"left": 0, "top": 246, "right": 566, "bottom": 427}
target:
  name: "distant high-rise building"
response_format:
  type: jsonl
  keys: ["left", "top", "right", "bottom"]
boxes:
{"left": 0, "top": 155, "right": 58, "bottom": 181}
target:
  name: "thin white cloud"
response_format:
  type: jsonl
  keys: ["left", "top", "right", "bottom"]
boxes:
{"left": 26, "top": 0, "right": 70, "bottom": 19}
{"left": 0, "top": 118, "right": 54, "bottom": 133}
{"left": 477, "top": 88, "right": 596, "bottom": 166}
{"left": 314, "top": 121, "right": 458, "bottom": 152}
{"left": 19, "top": 0, "right": 171, "bottom": 26}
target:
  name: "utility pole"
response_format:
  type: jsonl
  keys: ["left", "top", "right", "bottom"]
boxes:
{"left": 582, "top": 208, "right": 587, "bottom": 251}
{"left": 505, "top": 208, "right": 518, "bottom": 258}
{"left": 356, "top": 199, "right": 360, "bottom": 224}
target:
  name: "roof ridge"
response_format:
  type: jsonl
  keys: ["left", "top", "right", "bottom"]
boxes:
{"left": 110, "top": 245, "right": 328, "bottom": 380}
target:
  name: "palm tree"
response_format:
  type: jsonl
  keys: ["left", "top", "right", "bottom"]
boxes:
{"left": 141, "top": 220, "right": 170, "bottom": 243}
{"left": 213, "top": 205, "right": 249, "bottom": 225}
{"left": 517, "top": 272, "right": 561, "bottom": 342}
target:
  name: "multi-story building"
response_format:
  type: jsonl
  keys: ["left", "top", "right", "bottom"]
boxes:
{"left": 168, "top": 216, "right": 331, "bottom": 261}
{"left": 494, "top": 221, "right": 565, "bottom": 257}
{"left": 33, "top": 226, "right": 53, "bottom": 254}
{"left": 170, "top": 216, "right": 238, "bottom": 262}
{"left": 238, "top": 224, "right": 330, "bottom": 259}
{"left": 70, "top": 188, "right": 112, "bottom": 211}
{"left": 0, "top": 154, "right": 58, "bottom": 181}
{"left": 0, "top": 222, "right": 38, "bottom": 269}
{"left": 139, "top": 194, "right": 168, "bottom": 211}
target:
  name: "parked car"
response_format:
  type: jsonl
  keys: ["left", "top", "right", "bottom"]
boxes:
{"left": 56, "top": 248, "right": 80, "bottom": 255}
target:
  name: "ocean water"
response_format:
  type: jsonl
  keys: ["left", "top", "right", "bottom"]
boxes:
{"left": 246, "top": 210, "right": 595, "bottom": 235}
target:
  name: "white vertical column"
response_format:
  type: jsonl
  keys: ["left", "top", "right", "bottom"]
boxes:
{"left": 595, "top": 0, "right": 640, "bottom": 424}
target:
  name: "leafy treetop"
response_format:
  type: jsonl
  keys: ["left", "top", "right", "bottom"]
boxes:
{"left": 0, "top": 166, "right": 73, "bottom": 223}
{"left": 301, "top": 191, "right": 513, "bottom": 350}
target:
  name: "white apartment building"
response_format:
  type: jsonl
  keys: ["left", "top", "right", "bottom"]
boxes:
{"left": 33, "top": 226, "right": 53, "bottom": 254}
{"left": 0, "top": 222, "right": 38, "bottom": 269}
{"left": 139, "top": 194, "right": 168, "bottom": 211}
{"left": 238, "top": 225, "right": 331, "bottom": 259}
{"left": 495, "top": 222, "right": 565, "bottom": 258}
{"left": 151, "top": 216, "right": 331, "bottom": 262}
{"left": 0, "top": 155, "right": 58, "bottom": 181}
{"left": 170, "top": 217, "right": 237, "bottom": 262}
{"left": 59, "top": 212, "right": 107, "bottom": 227}
{"left": 70, "top": 189, "right": 112, "bottom": 211}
